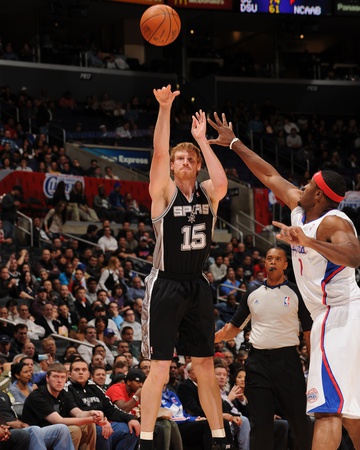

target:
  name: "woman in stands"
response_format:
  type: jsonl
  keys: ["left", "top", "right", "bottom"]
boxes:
{"left": 69, "top": 180, "right": 99, "bottom": 222}
{"left": 72, "top": 317, "right": 88, "bottom": 341}
{"left": 43, "top": 200, "right": 67, "bottom": 239}
{"left": 97, "top": 255, "right": 121, "bottom": 296}
{"left": 8, "top": 362, "right": 33, "bottom": 403}
{"left": 18, "top": 270, "right": 37, "bottom": 300}
{"left": 94, "top": 316, "right": 108, "bottom": 342}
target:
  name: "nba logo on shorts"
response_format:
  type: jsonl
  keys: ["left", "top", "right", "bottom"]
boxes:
{"left": 283, "top": 296, "right": 290, "bottom": 307}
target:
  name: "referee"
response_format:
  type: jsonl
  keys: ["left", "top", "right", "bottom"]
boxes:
{"left": 216, "top": 247, "right": 313, "bottom": 450}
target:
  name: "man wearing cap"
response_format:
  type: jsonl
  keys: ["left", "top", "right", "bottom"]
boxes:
{"left": 30, "top": 286, "right": 50, "bottom": 320}
{"left": 103, "top": 328, "right": 118, "bottom": 357}
{"left": 66, "top": 359, "right": 140, "bottom": 450}
{"left": 106, "top": 368, "right": 145, "bottom": 414}
{"left": 0, "top": 335, "right": 15, "bottom": 362}
{"left": 1, "top": 186, "right": 22, "bottom": 240}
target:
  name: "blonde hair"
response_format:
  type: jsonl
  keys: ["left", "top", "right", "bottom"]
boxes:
{"left": 170, "top": 142, "right": 203, "bottom": 166}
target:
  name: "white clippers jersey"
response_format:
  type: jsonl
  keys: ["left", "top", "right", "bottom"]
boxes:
{"left": 291, "top": 206, "right": 360, "bottom": 319}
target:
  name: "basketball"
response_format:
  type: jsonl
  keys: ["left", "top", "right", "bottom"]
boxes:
{"left": 140, "top": 5, "right": 181, "bottom": 47}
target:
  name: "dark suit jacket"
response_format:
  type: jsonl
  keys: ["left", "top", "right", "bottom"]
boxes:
{"left": 74, "top": 299, "right": 93, "bottom": 322}
{"left": 35, "top": 316, "right": 60, "bottom": 337}
{"left": 177, "top": 378, "right": 205, "bottom": 417}
{"left": 177, "top": 378, "right": 234, "bottom": 445}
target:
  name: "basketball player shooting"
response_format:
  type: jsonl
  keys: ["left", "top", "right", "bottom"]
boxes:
{"left": 139, "top": 85, "right": 229, "bottom": 450}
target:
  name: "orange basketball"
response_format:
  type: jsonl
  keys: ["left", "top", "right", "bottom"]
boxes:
{"left": 140, "top": 4, "right": 181, "bottom": 47}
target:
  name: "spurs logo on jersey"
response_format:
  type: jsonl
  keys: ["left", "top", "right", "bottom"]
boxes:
{"left": 173, "top": 204, "right": 210, "bottom": 217}
{"left": 152, "top": 183, "right": 216, "bottom": 274}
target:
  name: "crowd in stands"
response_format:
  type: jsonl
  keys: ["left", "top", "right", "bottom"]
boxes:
{"left": 1, "top": 83, "right": 359, "bottom": 191}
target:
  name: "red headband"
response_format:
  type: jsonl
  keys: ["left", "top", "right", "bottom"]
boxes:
{"left": 313, "top": 171, "right": 345, "bottom": 203}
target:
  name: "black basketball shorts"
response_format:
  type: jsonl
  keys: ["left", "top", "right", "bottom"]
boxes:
{"left": 142, "top": 268, "right": 215, "bottom": 360}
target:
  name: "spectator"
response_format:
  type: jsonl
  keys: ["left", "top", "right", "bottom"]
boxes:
{"left": 104, "top": 166, "right": 119, "bottom": 180}
{"left": 109, "top": 283, "right": 128, "bottom": 312}
{"left": 0, "top": 306, "right": 14, "bottom": 338}
{"left": 247, "top": 271, "right": 266, "bottom": 290}
{"left": 209, "top": 255, "right": 227, "bottom": 283}
{"left": 93, "top": 185, "right": 114, "bottom": 221}
{"left": 29, "top": 286, "right": 49, "bottom": 319}
{"left": 18, "top": 271, "right": 37, "bottom": 300}
{"left": 106, "top": 368, "right": 145, "bottom": 414}
{"left": 77, "top": 325, "right": 114, "bottom": 366}
{"left": 57, "top": 284, "right": 78, "bottom": 317}
{"left": 132, "top": 298, "right": 142, "bottom": 324}
{"left": 286, "top": 127, "right": 303, "bottom": 150}
{"left": 66, "top": 359, "right": 140, "bottom": 449}
{"left": 214, "top": 364, "right": 251, "bottom": 450}
{"left": 177, "top": 360, "right": 231, "bottom": 450}
{"left": 73, "top": 286, "right": 93, "bottom": 322}
{"left": 219, "top": 268, "right": 242, "bottom": 299}
{"left": 126, "top": 276, "right": 145, "bottom": 302}
{"left": 97, "top": 255, "right": 121, "bottom": 296}
{"left": 0, "top": 387, "right": 74, "bottom": 450}
{"left": 69, "top": 181, "right": 99, "bottom": 222}
{"left": 0, "top": 335, "right": 15, "bottom": 362}
{"left": 119, "top": 327, "right": 141, "bottom": 361}
{"left": 8, "top": 361, "right": 33, "bottom": 403}
{"left": 22, "top": 363, "right": 97, "bottom": 449}
{"left": 15, "top": 303, "right": 45, "bottom": 340}
{"left": 72, "top": 317, "right": 88, "bottom": 342}
{"left": 10, "top": 323, "right": 28, "bottom": 355}
{"left": 215, "top": 294, "right": 238, "bottom": 325}
{"left": 58, "top": 91, "right": 77, "bottom": 110}
{"left": 43, "top": 201, "right": 67, "bottom": 239}
{"left": 90, "top": 365, "right": 107, "bottom": 390}
{"left": 35, "top": 302, "right": 60, "bottom": 337}
{"left": 107, "top": 301, "right": 124, "bottom": 330}
{"left": 1, "top": 185, "right": 22, "bottom": 241}
{"left": 108, "top": 182, "right": 127, "bottom": 222}
{"left": 120, "top": 310, "right": 142, "bottom": 341}
{"left": 34, "top": 248, "right": 61, "bottom": 280}
{"left": 97, "top": 226, "right": 118, "bottom": 254}
{"left": 159, "top": 380, "right": 217, "bottom": 450}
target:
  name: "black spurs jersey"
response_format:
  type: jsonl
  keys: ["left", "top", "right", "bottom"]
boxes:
{"left": 152, "top": 182, "right": 216, "bottom": 276}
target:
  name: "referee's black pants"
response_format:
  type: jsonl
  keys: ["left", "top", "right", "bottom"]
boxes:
{"left": 245, "top": 346, "right": 312, "bottom": 450}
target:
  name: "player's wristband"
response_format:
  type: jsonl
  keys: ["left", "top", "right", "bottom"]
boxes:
{"left": 229, "top": 137, "right": 239, "bottom": 149}
{"left": 132, "top": 395, "right": 139, "bottom": 402}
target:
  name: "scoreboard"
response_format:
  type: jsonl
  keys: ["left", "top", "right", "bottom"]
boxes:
{"left": 238, "top": 0, "right": 332, "bottom": 15}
